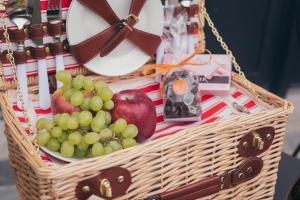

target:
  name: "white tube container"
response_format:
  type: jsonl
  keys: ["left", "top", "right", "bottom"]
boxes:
{"left": 37, "top": 59, "right": 51, "bottom": 110}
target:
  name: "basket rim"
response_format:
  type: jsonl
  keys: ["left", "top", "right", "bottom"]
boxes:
{"left": 0, "top": 74, "right": 294, "bottom": 176}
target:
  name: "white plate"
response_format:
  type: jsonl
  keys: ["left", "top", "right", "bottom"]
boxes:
{"left": 66, "top": 0, "right": 164, "bottom": 76}
{"left": 41, "top": 147, "right": 83, "bottom": 163}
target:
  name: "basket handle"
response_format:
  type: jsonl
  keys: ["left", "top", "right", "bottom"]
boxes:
{"left": 145, "top": 157, "right": 263, "bottom": 200}
{"left": 201, "top": 5, "right": 263, "bottom": 101}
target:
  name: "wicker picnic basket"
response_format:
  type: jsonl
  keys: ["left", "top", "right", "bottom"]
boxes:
{"left": 0, "top": 0, "right": 294, "bottom": 199}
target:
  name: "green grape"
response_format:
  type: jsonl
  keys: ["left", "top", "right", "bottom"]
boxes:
{"left": 72, "top": 77, "right": 83, "bottom": 90}
{"left": 92, "top": 142, "right": 105, "bottom": 157}
{"left": 68, "top": 131, "right": 82, "bottom": 145}
{"left": 104, "top": 145, "right": 113, "bottom": 155}
{"left": 99, "top": 128, "right": 113, "bottom": 140}
{"left": 57, "top": 131, "right": 68, "bottom": 143}
{"left": 84, "top": 132, "right": 100, "bottom": 144}
{"left": 36, "top": 118, "right": 47, "bottom": 130}
{"left": 70, "top": 91, "right": 84, "bottom": 106}
{"left": 61, "top": 113, "right": 70, "bottom": 118}
{"left": 122, "top": 138, "right": 137, "bottom": 148}
{"left": 89, "top": 96, "right": 103, "bottom": 111}
{"left": 80, "top": 98, "right": 91, "bottom": 111}
{"left": 108, "top": 124, "right": 115, "bottom": 132}
{"left": 46, "top": 138, "right": 60, "bottom": 152}
{"left": 96, "top": 110, "right": 106, "bottom": 118}
{"left": 83, "top": 77, "right": 94, "bottom": 91}
{"left": 56, "top": 70, "right": 72, "bottom": 85}
{"left": 78, "top": 111, "right": 93, "bottom": 127}
{"left": 71, "top": 112, "right": 80, "bottom": 120}
{"left": 109, "top": 141, "right": 123, "bottom": 152}
{"left": 74, "top": 147, "right": 87, "bottom": 158}
{"left": 77, "top": 140, "right": 89, "bottom": 151}
{"left": 53, "top": 114, "right": 61, "bottom": 125}
{"left": 103, "top": 100, "right": 114, "bottom": 110}
{"left": 63, "top": 88, "right": 77, "bottom": 101}
{"left": 36, "top": 130, "right": 51, "bottom": 146}
{"left": 94, "top": 81, "right": 108, "bottom": 93}
{"left": 114, "top": 118, "right": 127, "bottom": 133}
{"left": 60, "top": 141, "right": 74, "bottom": 158}
{"left": 67, "top": 117, "right": 79, "bottom": 130}
{"left": 61, "top": 85, "right": 71, "bottom": 93}
{"left": 99, "top": 88, "right": 113, "bottom": 101}
{"left": 122, "top": 124, "right": 138, "bottom": 138}
{"left": 91, "top": 116, "right": 105, "bottom": 132}
{"left": 75, "top": 74, "right": 85, "bottom": 81}
{"left": 51, "top": 127, "right": 63, "bottom": 138}
{"left": 104, "top": 111, "right": 111, "bottom": 124}
{"left": 44, "top": 119, "right": 55, "bottom": 131}
{"left": 57, "top": 114, "right": 69, "bottom": 130}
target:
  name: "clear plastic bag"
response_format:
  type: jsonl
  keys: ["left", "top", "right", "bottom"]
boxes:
{"left": 163, "top": 69, "right": 202, "bottom": 121}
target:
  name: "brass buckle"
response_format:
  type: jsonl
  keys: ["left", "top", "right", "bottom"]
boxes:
{"left": 100, "top": 178, "right": 112, "bottom": 198}
{"left": 122, "top": 21, "right": 133, "bottom": 31}
{"left": 126, "top": 14, "right": 139, "bottom": 23}
{"left": 122, "top": 14, "right": 139, "bottom": 31}
{"left": 252, "top": 131, "right": 264, "bottom": 150}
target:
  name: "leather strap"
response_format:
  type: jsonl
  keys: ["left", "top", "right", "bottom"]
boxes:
{"left": 29, "top": 25, "right": 44, "bottom": 40}
{"left": 1, "top": 50, "right": 28, "bottom": 65}
{"left": 145, "top": 157, "right": 263, "bottom": 200}
{"left": 47, "top": 42, "right": 64, "bottom": 55}
{"left": 29, "top": 46, "right": 47, "bottom": 60}
{"left": 70, "top": 0, "right": 161, "bottom": 64}
{"left": 0, "top": 28, "right": 27, "bottom": 43}
{"left": 47, "top": 22, "right": 63, "bottom": 36}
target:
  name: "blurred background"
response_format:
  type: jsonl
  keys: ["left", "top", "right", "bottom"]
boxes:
{"left": 1, "top": 0, "right": 300, "bottom": 199}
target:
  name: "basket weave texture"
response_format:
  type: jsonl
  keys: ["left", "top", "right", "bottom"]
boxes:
{"left": 0, "top": 73, "right": 293, "bottom": 200}
{"left": 0, "top": 0, "right": 294, "bottom": 199}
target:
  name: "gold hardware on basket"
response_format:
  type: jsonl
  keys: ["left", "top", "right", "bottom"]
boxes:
{"left": 23, "top": 28, "right": 28, "bottom": 35}
{"left": 45, "top": 46, "right": 50, "bottom": 54}
{"left": 82, "top": 185, "right": 90, "bottom": 193}
{"left": 247, "top": 167, "right": 253, "bottom": 173}
{"left": 43, "top": 25, "right": 48, "bottom": 33}
{"left": 252, "top": 132, "right": 264, "bottom": 150}
{"left": 238, "top": 173, "right": 244, "bottom": 179}
{"left": 100, "top": 179, "right": 112, "bottom": 198}
{"left": 117, "top": 175, "right": 125, "bottom": 183}
{"left": 242, "top": 141, "right": 248, "bottom": 148}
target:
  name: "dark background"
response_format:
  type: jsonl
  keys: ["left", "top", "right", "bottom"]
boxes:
{"left": 205, "top": 0, "right": 300, "bottom": 97}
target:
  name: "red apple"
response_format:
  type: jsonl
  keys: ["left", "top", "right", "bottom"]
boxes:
{"left": 51, "top": 90, "right": 81, "bottom": 114}
{"left": 111, "top": 89, "right": 157, "bottom": 142}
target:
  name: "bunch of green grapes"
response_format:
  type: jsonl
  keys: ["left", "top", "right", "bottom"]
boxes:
{"left": 55, "top": 70, "right": 114, "bottom": 111}
{"left": 35, "top": 71, "right": 138, "bottom": 158}
{"left": 36, "top": 114, "right": 138, "bottom": 158}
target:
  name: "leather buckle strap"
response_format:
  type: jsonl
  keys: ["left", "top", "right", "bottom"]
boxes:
{"left": 145, "top": 157, "right": 263, "bottom": 200}
{"left": 70, "top": 0, "right": 161, "bottom": 64}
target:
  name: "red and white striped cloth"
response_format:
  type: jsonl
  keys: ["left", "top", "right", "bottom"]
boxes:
{"left": 9, "top": 77, "right": 262, "bottom": 166}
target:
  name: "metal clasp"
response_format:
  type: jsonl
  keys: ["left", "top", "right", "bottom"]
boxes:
{"left": 220, "top": 169, "right": 236, "bottom": 190}
{"left": 252, "top": 131, "right": 264, "bottom": 150}
{"left": 100, "top": 178, "right": 112, "bottom": 198}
